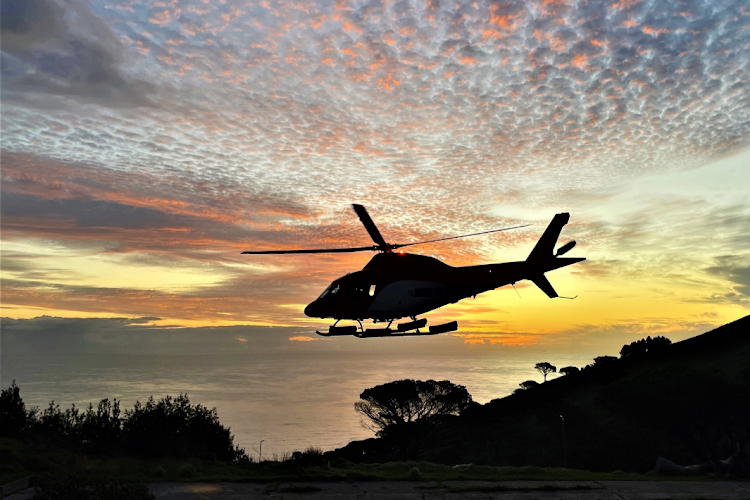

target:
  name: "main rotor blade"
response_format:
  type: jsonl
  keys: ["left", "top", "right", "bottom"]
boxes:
{"left": 352, "top": 204, "right": 390, "bottom": 251}
{"left": 392, "top": 224, "right": 531, "bottom": 249}
{"left": 242, "top": 245, "right": 379, "bottom": 255}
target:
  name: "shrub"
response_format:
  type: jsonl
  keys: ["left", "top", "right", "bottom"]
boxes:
{"left": 177, "top": 463, "right": 198, "bottom": 478}
{"left": 559, "top": 366, "right": 579, "bottom": 376}
{"left": 518, "top": 380, "right": 539, "bottom": 390}
{"left": 0, "top": 381, "right": 32, "bottom": 437}
{"left": 1, "top": 382, "right": 249, "bottom": 463}
{"left": 123, "top": 394, "right": 237, "bottom": 461}
{"left": 151, "top": 466, "right": 167, "bottom": 478}
{"left": 407, "top": 467, "right": 421, "bottom": 481}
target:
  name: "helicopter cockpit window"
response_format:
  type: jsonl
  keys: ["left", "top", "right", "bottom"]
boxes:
{"left": 318, "top": 284, "right": 332, "bottom": 299}
{"left": 320, "top": 284, "right": 339, "bottom": 298}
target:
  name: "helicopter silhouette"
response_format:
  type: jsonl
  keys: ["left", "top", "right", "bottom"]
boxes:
{"left": 242, "top": 205, "right": 585, "bottom": 338}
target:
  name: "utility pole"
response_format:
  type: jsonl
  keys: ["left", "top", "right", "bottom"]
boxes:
{"left": 259, "top": 439, "right": 264, "bottom": 462}
{"left": 560, "top": 415, "right": 567, "bottom": 468}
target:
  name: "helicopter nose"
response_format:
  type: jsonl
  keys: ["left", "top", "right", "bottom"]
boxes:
{"left": 304, "top": 301, "right": 320, "bottom": 318}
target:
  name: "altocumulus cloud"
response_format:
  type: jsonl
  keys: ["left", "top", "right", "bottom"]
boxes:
{"left": 1, "top": 0, "right": 749, "bottom": 334}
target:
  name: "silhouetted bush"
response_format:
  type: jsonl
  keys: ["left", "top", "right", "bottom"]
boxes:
{"left": 290, "top": 446, "right": 325, "bottom": 465}
{"left": 559, "top": 366, "right": 579, "bottom": 376}
{"left": 0, "top": 383, "right": 248, "bottom": 462}
{"left": 407, "top": 466, "right": 421, "bottom": 480}
{"left": 177, "top": 463, "right": 198, "bottom": 478}
{"left": 518, "top": 380, "right": 539, "bottom": 390}
{"left": 123, "top": 394, "right": 241, "bottom": 461}
{"left": 29, "top": 399, "right": 123, "bottom": 453}
{"left": 0, "top": 381, "right": 31, "bottom": 438}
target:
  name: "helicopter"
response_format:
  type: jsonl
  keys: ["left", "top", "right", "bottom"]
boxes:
{"left": 242, "top": 205, "right": 585, "bottom": 338}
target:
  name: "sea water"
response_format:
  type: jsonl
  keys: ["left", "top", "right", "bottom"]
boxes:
{"left": 0, "top": 348, "right": 594, "bottom": 458}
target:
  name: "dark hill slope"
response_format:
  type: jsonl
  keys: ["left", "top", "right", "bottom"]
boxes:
{"left": 461, "top": 315, "right": 750, "bottom": 472}
{"left": 335, "top": 315, "right": 750, "bottom": 472}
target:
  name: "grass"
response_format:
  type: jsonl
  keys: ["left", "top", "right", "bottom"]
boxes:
{"left": 0, "top": 437, "right": 720, "bottom": 488}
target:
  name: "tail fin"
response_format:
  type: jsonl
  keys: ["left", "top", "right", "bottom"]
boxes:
{"left": 526, "top": 213, "right": 585, "bottom": 298}
{"left": 527, "top": 212, "right": 570, "bottom": 262}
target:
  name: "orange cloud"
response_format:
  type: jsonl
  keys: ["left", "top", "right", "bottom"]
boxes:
{"left": 150, "top": 10, "right": 173, "bottom": 26}
{"left": 643, "top": 26, "right": 669, "bottom": 36}
{"left": 571, "top": 54, "right": 589, "bottom": 69}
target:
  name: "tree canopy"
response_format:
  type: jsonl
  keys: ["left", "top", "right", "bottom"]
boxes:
{"left": 534, "top": 362, "right": 557, "bottom": 382}
{"left": 559, "top": 366, "right": 580, "bottom": 376}
{"left": 620, "top": 336, "right": 672, "bottom": 359}
{"left": 591, "top": 355, "right": 618, "bottom": 368}
{"left": 354, "top": 379, "right": 472, "bottom": 436}
{"left": 518, "top": 380, "right": 539, "bottom": 390}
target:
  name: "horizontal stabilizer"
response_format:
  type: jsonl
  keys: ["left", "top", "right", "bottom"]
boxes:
{"left": 530, "top": 275, "right": 558, "bottom": 299}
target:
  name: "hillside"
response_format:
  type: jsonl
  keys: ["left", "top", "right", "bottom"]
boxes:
{"left": 333, "top": 315, "right": 750, "bottom": 473}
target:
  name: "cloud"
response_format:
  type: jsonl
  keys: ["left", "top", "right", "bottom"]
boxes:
{"left": 0, "top": 315, "right": 480, "bottom": 356}
{"left": 1, "top": 0, "right": 749, "bottom": 333}
{"left": 0, "top": 0, "right": 155, "bottom": 107}
{"left": 0, "top": 316, "right": 302, "bottom": 354}
{"left": 705, "top": 255, "right": 750, "bottom": 306}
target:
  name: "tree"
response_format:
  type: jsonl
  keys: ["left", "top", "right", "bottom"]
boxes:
{"left": 646, "top": 335, "right": 672, "bottom": 354}
{"left": 620, "top": 336, "right": 672, "bottom": 359}
{"left": 535, "top": 362, "right": 557, "bottom": 382}
{"left": 590, "top": 355, "right": 618, "bottom": 368}
{"left": 518, "top": 380, "right": 539, "bottom": 390}
{"left": 354, "top": 379, "right": 472, "bottom": 436}
{"left": 0, "top": 381, "right": 30, "bottom": 437}
{"left": 559, "top": 366, "right": 580, "bottom": 376}
{"left": 620, "top": 339, "right": 647, "bottom": 359}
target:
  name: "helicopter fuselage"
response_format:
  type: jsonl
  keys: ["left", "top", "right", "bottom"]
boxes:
{"left": 303, "top": 252, "right": 580, "bottom": 322}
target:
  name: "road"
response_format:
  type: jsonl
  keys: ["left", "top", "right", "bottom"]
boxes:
{"left": 149, "top": 480, "right": 750, "bottom": 499}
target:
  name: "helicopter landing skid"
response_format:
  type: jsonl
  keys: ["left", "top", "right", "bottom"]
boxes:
{"left": 316, "top": 325, "right": 357, "bottom": 336}
{"left": 316, "top": 319, "right": 458, "bottom": 338}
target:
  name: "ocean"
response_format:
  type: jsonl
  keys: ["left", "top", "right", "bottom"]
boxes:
{"left": 1, "top": 343, "right": 596, "bottom": 458}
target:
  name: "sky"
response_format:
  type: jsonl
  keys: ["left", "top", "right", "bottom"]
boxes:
{"left": 1, "top": 0, "right": 749, "bottom": 352}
